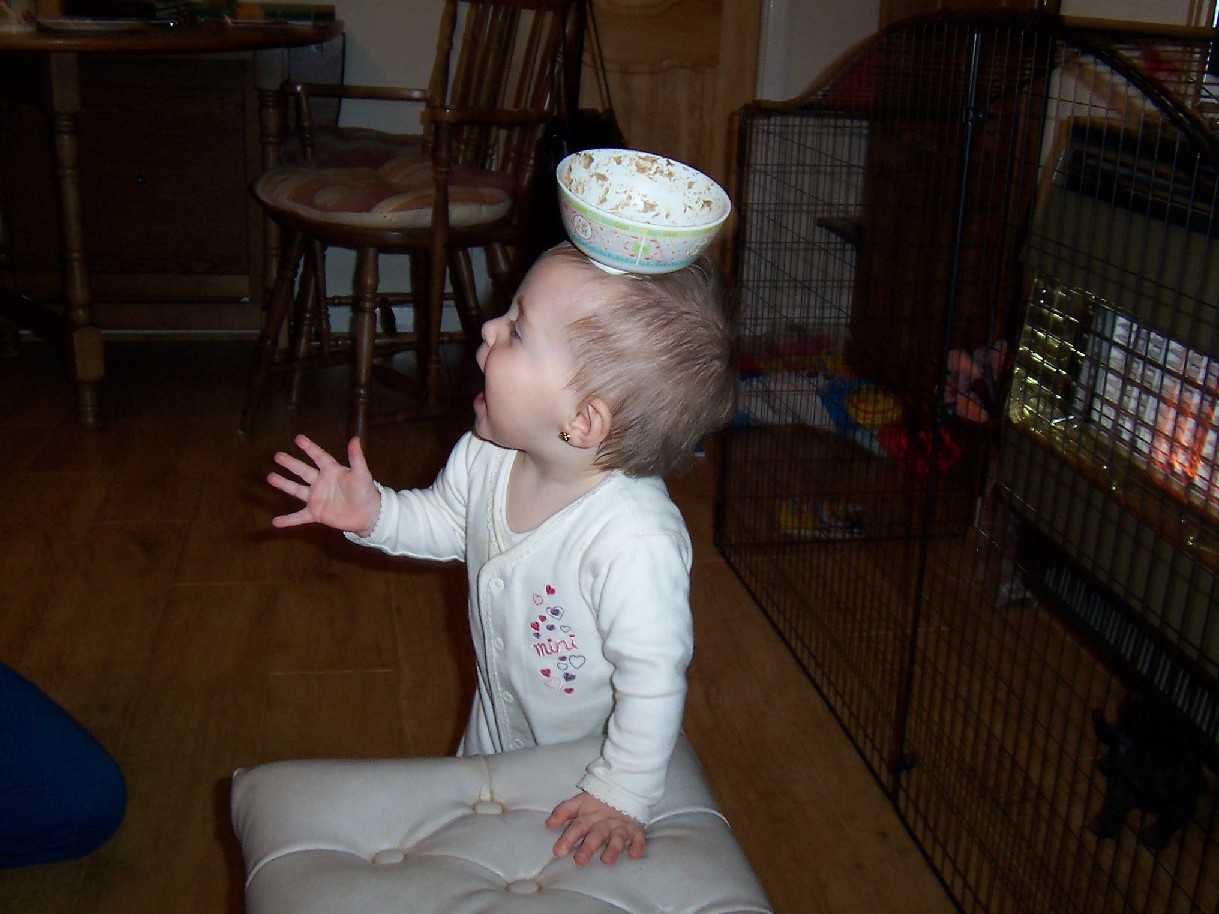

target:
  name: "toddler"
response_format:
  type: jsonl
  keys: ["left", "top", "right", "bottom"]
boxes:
{"left": 267, "top": 241, "right": 736, "bottom": 865}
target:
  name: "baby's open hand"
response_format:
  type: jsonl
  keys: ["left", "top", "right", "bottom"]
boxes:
{"left": 546, "top": 791, "right": 645, "bottom": 865}
{"left": 267, "top": 435, "right": 380, "bottom": 536}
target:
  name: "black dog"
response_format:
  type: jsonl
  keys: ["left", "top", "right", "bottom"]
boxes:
{"left": 1090, "top": 691, "right": 1208, "bottom": 851}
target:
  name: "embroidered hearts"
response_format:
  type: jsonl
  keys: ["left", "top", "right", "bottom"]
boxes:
{"left": 539, "top": 668, "right": 575, "bottom": 694}
{"left": 546, "top": 585, "right": 556, "bottom": 595}
{"left": 528, "top": 604, "right": 578, "bottom": 656}
{"left": 532, "top": 594, "right": 544, "bottom": 606}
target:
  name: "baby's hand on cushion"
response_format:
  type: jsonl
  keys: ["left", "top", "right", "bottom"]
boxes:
{"left": 546, "top": 791, "right": 645, "bottom": 865}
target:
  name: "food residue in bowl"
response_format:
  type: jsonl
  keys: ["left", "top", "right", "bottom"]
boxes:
{"left": 561, "top": 150, "right": 728, "bottom": 229}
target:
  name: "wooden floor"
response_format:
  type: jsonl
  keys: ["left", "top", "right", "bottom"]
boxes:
{"left": 0, "top": 337, "right": 956, "bottom": 914}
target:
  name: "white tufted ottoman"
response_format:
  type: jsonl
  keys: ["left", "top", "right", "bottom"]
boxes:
{"left": 231, "top": 734, "right": 772, "bottom": 914}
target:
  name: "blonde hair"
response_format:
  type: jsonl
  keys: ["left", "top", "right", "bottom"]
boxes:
{"left": 548, "top": 243, "right": 737, "bottom": 477}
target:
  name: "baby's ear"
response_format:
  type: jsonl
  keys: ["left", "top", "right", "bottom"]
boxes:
{"left": 567, "top": 397, "right": 613, "bottom": 450}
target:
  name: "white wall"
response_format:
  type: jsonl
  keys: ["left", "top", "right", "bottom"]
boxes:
{"left": 335, "top": 0, "right": 445, "bottom": 132}
{"left": 756, "top": 0, "right": 880, "bottom": 101}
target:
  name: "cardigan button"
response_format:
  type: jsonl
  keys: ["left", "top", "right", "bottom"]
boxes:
{"left": 492, "top": 578, "right": 505, "bottom": 592}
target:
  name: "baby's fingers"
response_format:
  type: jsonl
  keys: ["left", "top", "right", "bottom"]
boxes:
{"left": 555, "top": 819, "right": 599, "bottom": 863}
{"left": 549, "top": 822, "right": 578, "bottom": 859}
{"left": 272, "top": 450, "right": 318, "bottom": 485}
{"left": 547, "top": 807, "right": 584, "bottom": 860}
{"left": 266, "top": 469, "right": 310, "bottom": 502}
{"left": 346, "top": 436, "right": 368, "bottom": 476}
{"left": 545, "top": 797, "right": 580, "bottom": 830}
{"left": 597, "top": 830, "right": 630, "bottom": 866}
{"left": 593, "top": 823, "right": 644, "bottom": 865}
{"left": 271, "top": 506, "right": 315, "bottom": 528}
{"left": 293, "top": 434, "right": 337, "bottom": 468}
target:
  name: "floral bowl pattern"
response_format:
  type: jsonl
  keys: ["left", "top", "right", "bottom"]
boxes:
{"left": 556, "top": 149, "right": 731, "bottom": 274}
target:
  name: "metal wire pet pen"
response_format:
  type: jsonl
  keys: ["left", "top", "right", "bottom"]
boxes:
{"left": 717, "top": 12, "right": 1219, "bottom": 914}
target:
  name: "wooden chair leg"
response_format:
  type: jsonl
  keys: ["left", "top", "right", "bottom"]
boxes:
{"left": 424, "top": 243, "right": 448, "bottom": 411}
{"left": 408, "top": 254, "right": 430, "bottom": 378}
{"left": 449, "top": 249, "right": 484, "bottom": 340}
{"left": 316, "top": 248, "right": 333, "bottom": 356}
{"left": 484, "top": 242, "right": 518, "bottom": 319}
{"left": 288, "top": 239, "right": 327, "bottom": 409}
{"left": 377, "top": 295, "right": 398, "bottom": 337}
{"left": 240, "top": 230, "right": 306, "bottom": 434}
{"left": 350, "top": 246, "right": 380, "bottom": 442}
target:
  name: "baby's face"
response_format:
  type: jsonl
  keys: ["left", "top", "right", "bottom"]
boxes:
{"left": 472, "top": 255, "right": 598, "bottom": 453}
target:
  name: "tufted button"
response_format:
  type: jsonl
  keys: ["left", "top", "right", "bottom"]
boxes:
{"left": 506, "top": 879, "right": 541, "bottom": 895}
{"left": 372, "top": 849, "right": 406, "bottom": 866}
{"left": 473, "top": 799, "right": 504, "bottom": 814}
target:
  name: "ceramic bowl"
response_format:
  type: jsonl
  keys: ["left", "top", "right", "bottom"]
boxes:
{"left": 556, "top": 149, "right": 731, "bottom": 274}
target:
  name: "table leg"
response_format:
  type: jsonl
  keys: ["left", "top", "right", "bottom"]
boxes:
{"left": 48, "top": 52, "right": 102, "bottom": 429}
{"left": 255, "top": 48, "right": 288, "bottom": 295}
{"left": 0, "top": 161, "right": 18, "bottom": 355}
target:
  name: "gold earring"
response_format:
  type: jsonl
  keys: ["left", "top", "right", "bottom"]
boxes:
{"left": 558, "top": 430, "right": 571, "bottom": 443}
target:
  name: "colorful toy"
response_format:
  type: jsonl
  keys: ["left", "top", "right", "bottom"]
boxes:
{"left": 945, "top": 340, "right": 1010, "bottom": 424}
{"left": 779, "top": 497, "right": 864, "bottom": 539}
{"left": 846, "top": 384, "right": 902, "bottom": 427}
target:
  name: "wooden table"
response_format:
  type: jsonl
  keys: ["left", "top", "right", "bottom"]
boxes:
{"left": 0, "top": 18, "right": 343, "bottom": 428}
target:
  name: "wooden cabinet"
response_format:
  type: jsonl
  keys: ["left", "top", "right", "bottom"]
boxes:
{"left": 1, "top": 53, "right": 264, "bottom": 333}
{"left": 0, "top": 38, "right": 340, "bottom": 335}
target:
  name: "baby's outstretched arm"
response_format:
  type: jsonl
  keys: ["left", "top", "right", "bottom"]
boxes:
{"left": 546, "top": 791, "right": 645, "bottom": 866}
{"left": 267, "top": 435, "right": 381, "bottom": 536}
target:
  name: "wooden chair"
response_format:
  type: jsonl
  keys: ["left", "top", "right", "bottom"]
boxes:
{"left": 239, "top": 0, "right": 573, "bottom": 440}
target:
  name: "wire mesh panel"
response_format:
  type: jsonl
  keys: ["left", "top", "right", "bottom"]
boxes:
{"left": 718, "top": 12, "right": 1219, "bottom": 914}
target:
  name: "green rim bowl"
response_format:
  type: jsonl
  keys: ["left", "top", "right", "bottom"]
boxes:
{"left": 557, "top": 149, "right": 731, "bottom": 274}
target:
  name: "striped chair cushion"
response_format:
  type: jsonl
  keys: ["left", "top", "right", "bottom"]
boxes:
{"left": 255, "top": 154, "right": 514, "bottom": 230}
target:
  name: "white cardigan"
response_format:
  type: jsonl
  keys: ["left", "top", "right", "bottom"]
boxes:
{"left": 348, "top": 432, "right": 694, "bottom": 823}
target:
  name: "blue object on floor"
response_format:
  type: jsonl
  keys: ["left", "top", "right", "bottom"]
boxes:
{"left": 0, "top": 662, "right": 126, "bottom": 867}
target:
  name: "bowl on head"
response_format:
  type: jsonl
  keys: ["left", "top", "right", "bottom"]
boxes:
{"left": 557, "top": 149, "right": 731, "bottom": 275}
